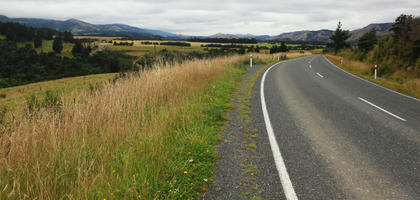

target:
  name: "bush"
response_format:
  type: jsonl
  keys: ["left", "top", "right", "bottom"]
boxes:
{"left": 25, "top": 90, "right": 62, "bottom": 114}
{"left": 25, "top": 94, "right": 41, "bottom": 114}
{"left": 416, "top": 58, "right": 420, "bottom": 70}
{"left": 0, "top": 106, "right": 7, "bottom": 124}
{"left": 0, "top": 93, "right": 6, "bottom": 98}
{"left": 378, "top": 64, "right": 396, "bottom": 77}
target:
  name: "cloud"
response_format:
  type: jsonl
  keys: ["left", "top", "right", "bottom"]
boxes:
{"left": 0, "top": 0, "right": 419, "bottom": 35}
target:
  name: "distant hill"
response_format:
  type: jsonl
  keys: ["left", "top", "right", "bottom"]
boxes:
{"left": 0, "top": 14, "right": 394, "bottom": 43}
{"left": 269, "top": 29, "right": 333, "bottom": 43}
{"left": 348, "top": 23, "right": 393, "bottom": 42}
{"left": 207, "top": 33, "right": 271, "bottom": 41}
{"left": 0, "top": 15, "right": 177, "bottom": 39}
{"left": 268, "top": 23, "right": 393, "bottom": 43}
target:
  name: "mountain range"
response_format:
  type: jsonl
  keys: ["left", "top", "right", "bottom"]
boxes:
{"left": 0, "top": 15, "right": 178, "bottom": 39}
{"left": 0, "top": 15, "right": 393, "bottom": 43}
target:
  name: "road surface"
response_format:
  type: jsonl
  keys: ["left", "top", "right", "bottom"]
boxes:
{"left": 257, "top": 55, "right": 420, "bottom": 199}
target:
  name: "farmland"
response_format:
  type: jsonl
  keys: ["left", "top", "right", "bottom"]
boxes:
{"left": 17, "top": 39, "right": 75, "bottom": 57}
{"left": 0, "top": 73, "right": 116, "bottom": 111}
{"left": 74, "top": 36, "right": 324, "bottom": 57}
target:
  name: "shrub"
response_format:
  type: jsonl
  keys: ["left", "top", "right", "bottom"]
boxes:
{"left": 0, "top": 93, "right": 6, "bottom": 98}
{"left": 43, "top": 90, "right": 62, "bottom": 109}
{"left": 0, "top": 106, "right": 7, "bottom": 124}
{"left": 25, "top": 90, "right": 62, "bottom": 114}
{"left": 378, "top": 64, "right": 396, "bottom": 77}
{"left": 25, "top": 94, "right": 41, "bottom": 114}
{"left": 416, "top": 57, "right": 420, "bottom": 70}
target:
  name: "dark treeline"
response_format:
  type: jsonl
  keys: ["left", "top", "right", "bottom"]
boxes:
{"left": 141, "top": 41, "right": 159, "bottom": 45}
{"left": 0, "top": 41, "right": 135, "bottom": 88}
{"left": 0, "top": 22, "right": 58, "bottom": 42}
{"left": 159, "top": 42, "right": 191, "bottom": 47}
{"left": 113, "top": 41, "right": 134, "bottom": 46}
{"left": 201, "top": 44, "right": 245, "bottom": 48}
{"left": 0, "top": 22, "right": 136, "bottom": 88}
{"left": 269, "top": 42, "right": 288, "bottom": 54}
{"left": 188, "top": 37, "right": 258, "bottom": 44}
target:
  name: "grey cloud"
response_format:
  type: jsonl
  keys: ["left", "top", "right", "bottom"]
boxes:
{"left": 0, "top": 0, "right": 419, "bottom": 35}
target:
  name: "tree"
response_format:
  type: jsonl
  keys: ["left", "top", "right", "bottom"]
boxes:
{"left": 34, "top": 35, "right": 42, "bottom": 48}
{"left": 52, "top": 36, "right": 63, "bottom": 53}
{"left": 280, "top": 42, "right": 288, "bottom": 52}
{"left": 357, "top": 28, "right": 377, "bottom": 52}
{"left": 72, "top": 40, "right": 83, "bottom": 56}
{"left": 329, "top": 21, "right": 351, "bottom": 54}
{"left": 390, "top": 14, "right": 413, "bottom": 43}
{"left": 63, "top": 31, "right": 74, "bottom": 43}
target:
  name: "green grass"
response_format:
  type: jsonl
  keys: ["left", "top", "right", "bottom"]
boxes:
{"left": 0, "top": 34, "right": 5, "bottom": 40}
{"left": 17, "top": 40, "right": 74, "bottom": 57}
{"left": 0, "top": 73, "right": 116, "bottom": 110}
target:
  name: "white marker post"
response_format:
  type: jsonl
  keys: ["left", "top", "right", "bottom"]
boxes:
{"left": 374, "top": 65, "right": 377, "bottom": 80}
{"left": 250, "top": 54, "right": 253, "bottom": 68}
{"left": 340, "top": 58, "right": 343, "bottom": 64}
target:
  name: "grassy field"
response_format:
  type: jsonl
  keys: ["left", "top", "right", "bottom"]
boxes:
{"left": 0, "top": 34, "right": 5, "bottom": 40}
{"left": 326, "top": 54, "right": 420, "bottom": 99}
{"left": 0, "top": 73, "right": 116, "bottom": 111}
{"left": 73, "top": 36, "right": 317, "bottom": 56}
{"left": 0, "top": 52, "right": 309, "bottom": 199}
{"left": 17, "top": 40, "right": 75, "bottom": 57}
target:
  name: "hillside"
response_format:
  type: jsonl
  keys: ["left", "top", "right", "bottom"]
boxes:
{"left": 0, "top": 15, "right": 177, "bottom": 39}
{"left": 270, "top": 29, "right": 333, "bottom": 43}
{"left": 208, "top": 33, "right": 271, "bottom": 40}
{"left": 348, "top": 23, "right": 393, "bottom": 42}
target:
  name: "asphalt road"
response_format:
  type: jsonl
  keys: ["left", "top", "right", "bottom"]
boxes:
{"left": 258, "top": 55, "right": 420, "bottom": 199}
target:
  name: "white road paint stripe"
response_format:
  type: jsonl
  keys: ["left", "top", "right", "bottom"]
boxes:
{"left": 323, "top": 55, "right": 420, "bottom": 103}
{"left": 309, "top": 65, "right": 312, "bottom": 68}
{"left": 358, "top": 97, "right": 407, "bottom": 122}
{"left": 316, "top": 73, "right": 324, "bottom": 78}
{"left": 308, "top": 55, "right": 316, "bottom": 64}
{"left": 261, "top": 63, "right": 299, "bottom": 200}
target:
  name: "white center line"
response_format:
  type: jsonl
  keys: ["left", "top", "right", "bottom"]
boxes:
{"left": 358, "top": 97, "right": 407, "bottom": 122}
{"left": 316, "top": 72, "right": 324, "bottom": 78}
{"left": 261, "top": 63, "right": 298, "bottom": 200}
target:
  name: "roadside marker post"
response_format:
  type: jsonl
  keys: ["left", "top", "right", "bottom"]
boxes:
{"left": 374, "top": 65, "right": 377, "bottom": 79}
{"left": 340, "top": 58, "right": 343, "bottom": 64}
{"left": 250, "top": 54, "right": 253, "bottom": 68}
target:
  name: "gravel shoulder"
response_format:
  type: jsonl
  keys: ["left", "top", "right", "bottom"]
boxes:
{"left": 202, "top": 64, "right": 284, "bottom": 200}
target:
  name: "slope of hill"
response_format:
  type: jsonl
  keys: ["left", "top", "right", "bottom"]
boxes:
{"left": 348, "top": 23, "right": 393, "bottom": 42}
{"left": 0, "top": 15, "right": 177, "bottom": 38}
{"left": 207, "top": 33, "right": 271, "bottom": 41}
{"left": 270, "top": 29, "right": 333, "bottom": 43}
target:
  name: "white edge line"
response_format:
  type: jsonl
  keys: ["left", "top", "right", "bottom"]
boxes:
{"left": 323, "top": 55, "right": 420, "bottom": 103}
{"left": 261, "top": 62, "right": 299, "bottom": 200}
{"left": 316, "top": 72, "right": 324, "bottom": 78}
{"left": 358, "top": 97, "right": 407, "bottom": 122}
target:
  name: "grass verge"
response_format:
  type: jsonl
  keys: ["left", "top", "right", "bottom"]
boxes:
{"left": 0, "top": 55, "right": 247, "bottom": 199}
{"left": 326, "top": 54, "right": 420, "bottom": 99}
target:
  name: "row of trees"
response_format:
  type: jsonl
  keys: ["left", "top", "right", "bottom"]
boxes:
{"left": 329, "top": 14, "right": 420, "bottom": 73}
{"left": 0, "top": 22, "right": 137, "bottom": 88}
{"left": 269, "top": 42, "right": 288, "bottom": 54}
{"left": 0, "top": 40, "right": 135, "bottom": 88}
{"left": 188, "top": 37, "right": 258, "bottom": 44}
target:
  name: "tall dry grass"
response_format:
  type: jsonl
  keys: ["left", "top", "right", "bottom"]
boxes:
{"left": 326, "top": 54, "right": 420, "bottom": 99}
{"left": 0, "top": 55, "right": 250, "bottom": 199}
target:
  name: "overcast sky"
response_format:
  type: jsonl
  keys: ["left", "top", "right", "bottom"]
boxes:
{"left": 1, "top": 0, "right": 419, "bottom": 36}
